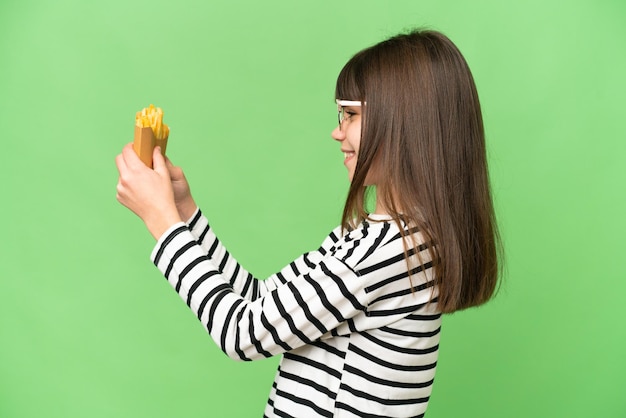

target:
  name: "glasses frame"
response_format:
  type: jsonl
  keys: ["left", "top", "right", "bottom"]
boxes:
{"left": 336, "top": 99, "right": 363, "bottom": 129}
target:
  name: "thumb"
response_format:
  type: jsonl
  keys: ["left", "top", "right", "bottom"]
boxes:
{"left": 152, "top": 147, "right": 168, "bottom": 176}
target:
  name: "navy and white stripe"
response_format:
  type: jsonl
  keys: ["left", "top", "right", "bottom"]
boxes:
{"left": 151, "top": 209, "right": 441, "bottom": 417}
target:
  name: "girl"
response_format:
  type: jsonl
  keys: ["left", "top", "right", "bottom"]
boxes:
{"left": 116, "top": 29, "right": 500, "bottom": 418}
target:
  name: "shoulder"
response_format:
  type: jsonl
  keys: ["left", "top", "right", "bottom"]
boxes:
{"left": 320, "top": 216, "right": 411, "bottom": 270}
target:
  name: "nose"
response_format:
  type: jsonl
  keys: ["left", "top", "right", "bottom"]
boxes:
{"left": 331, "top": 125, "right": 345, "bottom": 142}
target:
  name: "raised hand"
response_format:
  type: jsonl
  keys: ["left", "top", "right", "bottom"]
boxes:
{"left": 165, "top": 156, "right": 198, "bottom": 221}
{"left": 115, "top": 143, "right": 182, "bottom": 239}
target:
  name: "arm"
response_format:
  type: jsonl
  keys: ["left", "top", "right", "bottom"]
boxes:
{"left": 183, "top": 210, "right": 350, "bottom": 302}
{"left": 151, "top": 224, "right": 369, "bottom": 361}
{"left": 183, "top": 208, "right": 259, "bottom": 298}
{"left": 116, "top": 145, "right": 290, "bottom": 301}
{"left": 165, "top": 158, "right": 262, "bottom": 299}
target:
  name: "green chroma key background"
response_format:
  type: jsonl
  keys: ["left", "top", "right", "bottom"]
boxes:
{"left": 1, "top": 0, "right": 624, "bottom": 416}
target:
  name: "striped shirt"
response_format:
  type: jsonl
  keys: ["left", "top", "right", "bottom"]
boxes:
{"left": 151, "top": 209, "right": 442, "bottom": 417}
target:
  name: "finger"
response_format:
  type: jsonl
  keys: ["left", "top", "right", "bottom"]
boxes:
{"left": 122, "top": 142, "right": 144, "bottom": 169}
{"left": 170, "top": 165, "right": 183, "bottom": 181}
{"left": 115, "top": 153, "right": 127, "bottom": 176}
{"left": 152, "top": 146, "right": 168, "bottom": 176}
{"left": 164, "top": 156, "right": 178, "bottom": 178}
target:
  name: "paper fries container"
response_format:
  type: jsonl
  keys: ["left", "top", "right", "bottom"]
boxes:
{"left": 155, "top": 136, "right": 168, "bottom": 156}
{"left": 133, "top": 125, "right": 155, "bottom": 167}
{"left": 133, "top": 126, "right": 168, "bottom": 168}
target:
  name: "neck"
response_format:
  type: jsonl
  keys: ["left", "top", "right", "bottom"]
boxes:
{"left": 373, "top": 184, "right": 398, "bottom": 215}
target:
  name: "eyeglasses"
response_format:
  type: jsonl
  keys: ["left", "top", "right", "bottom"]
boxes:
{"left": 336, "top": 99, "right": 362, "bottom": 129}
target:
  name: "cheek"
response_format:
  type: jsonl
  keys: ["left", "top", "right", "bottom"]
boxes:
{"left": 349, "top": 128, "right": 362, "bottom": 153}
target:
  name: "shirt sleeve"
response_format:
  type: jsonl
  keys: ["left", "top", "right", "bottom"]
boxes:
{"left": 150, "top": 223, "right": 370, "bottom": 361}
{"left": 182, "top": 208, "right": 267, "bottom": 300}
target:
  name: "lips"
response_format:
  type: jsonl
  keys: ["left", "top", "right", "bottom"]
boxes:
{"left": 342, "top": 150, "right": 356, "bottom": 164}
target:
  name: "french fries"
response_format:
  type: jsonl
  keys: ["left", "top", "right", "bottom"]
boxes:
{"left": 136, "top": 104, "right": 169, "bottom": 140}
{"left": 133, "top": 104, "right": 170, "bottom": 167}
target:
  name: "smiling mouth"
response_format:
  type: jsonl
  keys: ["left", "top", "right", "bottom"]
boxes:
{"left": 343, "top": 151, "right": 356, "bottom": 162}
